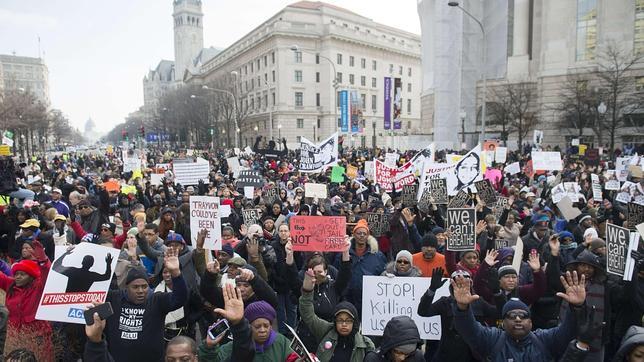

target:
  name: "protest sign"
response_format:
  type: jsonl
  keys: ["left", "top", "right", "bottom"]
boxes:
{"left": 584, "top": 149, "right": 600, "bottom": 166}
{"left": 361, "top": 276, "right": 449, "bottom": 340}
{"left": 346, "top": 165, "right": 358, "bottom": 179}
{"left": 591, "top": 174, "right": 603, "bottom": 202}
{"left": 563, "top": 182, "right": 580, "bottom": 202}
{"left": 452, "top": 145, "right": 484, "bottom": 195}
{"left": 616, "top": 157, "right": 631, "bottom": 182}
{"left": 384, "top": 152, "right": 399, "bottom": 167}
{"left": 0, "top": 145, "right": 11, "bottom": 156}
{"left": 505, "top": 162, "right": 521, "bottom": 175}
{"left": 448, "top": 190, "right": 471, "bottom": 209}
{"left": 236, "top": 170, "right": 263, "bottom": 189}
{"left": 242, "top": 209, "right": 261, "bottom": 228}
{"left": 226, "top": 157, "right": 241, "bottom": 177}
{"left": 495, "top": 239, "right": 510, "bottom": 250}
{"left": 263, "top": 187, "right": 280, "bottom": 205}
{"left": 299, "top": 133, "right": 339, "bottom": 172}
{"left": 367, "top": 213, "right": 389, "bottom": 237}
{"left": 173, "top": 158, "right": 210, "bottom": 185}
{"left": 418, "top": 161, "right": 457, "bottom": 196}
{"left": 374, "top": 160, "right": 396, "bottom": 193}
{"left": 364, "top": 161, "right": 375, "bottom": 180}
{"left": 305, "top": 182, "right": 328, "bottom": 200}
{"left": 556, "top": 196, "right": 582, "bottom": 221}
{"left": 122, "top": 158, "right": 141, "bottom": 173}
{"left": 289, "top": 216, "right": 346, "bottom": 252}
{"left": 495, "top": 147, "right": 508, "bottom": 164}
{"left": 627, "top": 203, "right": 644, "bottom": 230}
{"left": 417, "top": 178, "right": 448, "bottom": 205}
{"left": 284, "top": 324, "right": 315, "bottom": 362}
{"left": 494, "top": 196, "right": 509, "bottom": 221}
{"left": 243, "top": 186, "right": 254, "bottom": 199}
{"left": 533, "top": 130, "right": 544, "bottom": 145}
{"left": 474, "top": 179, "right": 497, "bottom": 204}
{"left": 446, "top": 208, "right": 476, "bottom": 251}
{"left": 624, "top": 232, "right": 641, "bottom": 282}
{"left": 531, "top": 151, "right": 563, "bottom": 171}
{"left": 150, "top": 174, "right": 163, "bottom": 186}
{"left": 401, "top": 184, "right": 418, "bottom": 207}
{"left": 189, "top": 196, "right": 221, "bottom": 250}
{"left": 36, "top": 243, "right": 119, "bottom": 324}
{"left": 578, "top": 144, "right": 587, "bottom": 155}
{"left": 331, "top": 166, "right": 345, "bottom": 183}
{"left": 606, "top": 223, "right": 630, "bottom": 277}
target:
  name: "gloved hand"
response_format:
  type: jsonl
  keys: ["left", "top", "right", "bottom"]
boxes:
{"left": 429, "top": 267, "right": 447, "bottom": 292}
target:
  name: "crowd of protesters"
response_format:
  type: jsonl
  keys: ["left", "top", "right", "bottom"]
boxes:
{"left": 0, "top": 135, "right": 641, "bottom": 361}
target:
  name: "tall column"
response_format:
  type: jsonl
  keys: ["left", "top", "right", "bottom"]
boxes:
{"left": 513, "top": 0, "right": 530, "bottom": 56}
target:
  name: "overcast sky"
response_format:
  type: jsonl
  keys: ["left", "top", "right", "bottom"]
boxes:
{"left": 0, "top": 0, "right": 421, "bottom": 133}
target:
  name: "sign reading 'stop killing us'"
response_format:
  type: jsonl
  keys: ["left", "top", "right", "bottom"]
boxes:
{"left": 446, "top": 208, "right": 476, "bottom": 251}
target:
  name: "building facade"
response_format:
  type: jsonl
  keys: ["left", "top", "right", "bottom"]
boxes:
{"left": 185, "top": 1, "right": 423, "bottom": 149}
{"left": 418, "top": 0, "right": 644, "bottom": 150}
{"left": 0, "top": 54, "right": 51, "bottom": 107}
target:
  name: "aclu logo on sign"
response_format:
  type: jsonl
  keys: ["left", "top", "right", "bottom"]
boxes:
{"left": 67, "top": 308, "right": 84, "bottom": 319}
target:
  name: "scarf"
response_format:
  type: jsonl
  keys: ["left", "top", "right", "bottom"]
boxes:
{"left": 254, "top": 329, "right": 277, "bottom": 353}
{"left": 560, "top": 242, "right": 578, "bottom": 250}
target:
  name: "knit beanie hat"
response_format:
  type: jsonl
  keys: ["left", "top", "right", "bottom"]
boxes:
{"left": 353, "top": 219, "right": 369, "bottom": 235}
{"left": 498, "top": 265, "right": 517, "bottom": 279}
{"left": 220, "top": 243, "right": 234, "bottom": 257}
{"left": 584, "top": 228, "right": 598, "bottom": 240}
{"left": 421, "top": 233, "right": 438, "bottom": 248}
{"left": 244, "top": 301, "right": 276, "bottom": 323}
{"left": 126, "top": 268, "right": 148, "bottom": 285}
{"left": 127, "top": 228, "right": 139, "bottom": 237}
{"left": 396, "top": 250, "right": 413, "bottom": 266}
{"left": 12, "top": 259, "right": 41, "bottom": 279}
{"left": 588, "top": 238, "right": 606, "bottom": 252}
{"left": 501, "top": 298, "right": 530, "bottom": 317}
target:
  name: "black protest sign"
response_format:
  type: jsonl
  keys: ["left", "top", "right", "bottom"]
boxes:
{"left": 417, "top": 190, "right": 433, "bottom": 213}
{"left": 419, "top": 178, "right": 448, "bottom": 205}
{"left": 401, "top": 184, "right": 418, "bottom": 207}
{"left": 494, "top": 239, "right": 510, "bottom": 250}
{"left": 368, "top": 195, "right": 380, "bottom": 208}
{"left": 366, "top": 213, "right": 389, "bottom": 237}
{"left": 446, "top": 208, "right": 476, "bottom": 251}
{"left": 584, "top": 148, "right": 600, "bottom": 166}
{"left": 263, "top": 187, "right": 280, "bottom": 205}
{"left": 242, "top": 209, "right": 261, "bottom": 227}
{"left": 474, "top": 179, "right": 497, "bottom": 205}
{"left": 493, "top": 196, "right": 509, "bottom": 221}
{"left": 627, "top": 203, "right": 644, "bottom": 231}
{"left": 236, "top": 170, "right": 263, "bottom": 189}
{"left": 448, "top": 190, "right": 471, "bottom": 209}
{"left": 606, "top": 223, "right": 630, "bottom": 277}
{"left": 284, "top": 324, "right": 315, "bottom": 362}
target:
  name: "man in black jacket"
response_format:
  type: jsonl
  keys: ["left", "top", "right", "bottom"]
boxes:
{"left": 103, "top": 248, "right": 187, "bottom": 362}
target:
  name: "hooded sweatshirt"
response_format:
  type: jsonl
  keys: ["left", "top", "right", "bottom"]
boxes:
{"left": 364, "top": 316, "right": 424, "bottom": 362}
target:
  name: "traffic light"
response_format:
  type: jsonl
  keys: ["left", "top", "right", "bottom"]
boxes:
{"left": 121, "top": 130, "right": 127, "bottom": 140}
{"left": 139, "top": 126, "right": 145, "bottom": 138}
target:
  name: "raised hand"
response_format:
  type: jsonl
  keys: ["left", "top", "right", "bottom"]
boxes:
{"left": 450, "top": 275, "right": 479, "bottom": 310}
{"left": 527, "top": 249, "right": 541, "bottom": 271}
{"left": 246, "top": 237, "right": 260, "bottom": 259}
{"left": 285, "top": 240, "right": 294, "bottom": 265}
{"left": 237, "top": 268, "right": 254, "bottom": 282}
{"left": 196, "top": 228, "right": 208, "bottom": 250}
{"left": 105, "top": 253, "right": 113, "bottom": 265}
{"left": 213, "top": 284, "right": 244, "bottom": 325}
{"left": 556, "top": 271, "right": 586, "bottom": 307}
{"left": 239, "top": 224, "right": 248, "bottom": 237}
{"left": 549, "top": 235, "right": 560, "bottom": 257}
{"left": 84, "top": 311, "right": 106, "bottom": 343}
{"left": 475, "top": 220, "right": 487, "bottom": 235}
{"left": 164, "top": 248, "right": 181, "bottom": 277}
{"left": 429, "top": 267, "right": 446, "bottom": 291}
{"left": 341, "top": 235, "right": 351, "bottom": 261}
{"left": 206, "top": 260, "right": 220, "bottom": 275}
{"left": 302, "top": 268, "right": 316, "bottom": 291}
{"left": 484, "top": 249, "right": 499, "bottom": 267}
{"left": 401, "top": 208, "right": 416, "bottom": 226}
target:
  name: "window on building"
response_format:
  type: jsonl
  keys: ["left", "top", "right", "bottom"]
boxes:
{"left": 316, "top": 93, "right": 321, "bottom": 107}
{"left": 250, "top": 98, "right": 254, "bottom": 111}
{"left": 295, "top": 92, "right": 303, "bottom": 106}
{"left": 257, "top": 59, "right": 260, "bottom": 70}
{"left": 264, "top": 95, "right": 268, "bottom": 108}
{"left": 256, "top": 96, "right": 261, "bottom": 109}
{"left": 264, "top": 56, "right": 268, "bottom": 66}
{"left": 295, "top": 51, "right": 302, "bottom": 63}
{"left": 361, "top": 94, "right": 366, "bottom": 109}
{"left": 251, "top": 79, "right": 255, "bottom": 89}
{"left": 297, "top": 118, "right": 304, "bottom": 128}
{"left": 251, "top": 62, "right": 254, "bottom": 73}
{"left": 408, "top": 67, "right": 412, "bottom": 77}
{"left": 272, "top": 92, "right": 276, "bottom": 105}
{"left": 372, "top": 60, "right": 377, "bottom": 70}
{"left": 296, "top": 136, "right": 302, "bottom": 143}
{"left": 257, "top": 76, "right": 261, "bottom": 86}
{"left": 398, "top": 65, "right": 403, "bottom": 75}
{"left": 337, "top": 72, "right": 343, "bottom": 83}
{"left": 349, "top": 56, "right": 355, "bottom": 67}
{"left": 372, "top": 77, "right": 377, "bottom": 88}
{"left": 244, "top": 65, "right": 248, "bottom": 75}
{"left": 349, "top": 74, "right": 355, "bottom": 85}
{"left": 272, "top": 70, "right": 276, "bottom": 82}
{"left": 316, "top": 72, "right": 320, "bottom": 83}
{"left": 316, "top": 54, "right": 320, "bottom": 64}
{"left": 636, "top": 0, "right": 644, "bottom": 54}
{"left": 337, "top": 53, "right": 343, "bottom": 65}
{"left": 337, "top": 91, "right": 341, "bottom": 109}
{"left": 407, "top": 99, "right": 412, "bottom": 114}
{"left": 371, "top": 95, "right": 377, "bottom": 111}
{"left": 407, "top": 83, "right": 412, "bottom": 92}
{"left": 264, "top": 73, "right": 268, "bottom": 82}
{"left": 271, "top": 52, "right": 275, "bottom": 64}
{"left": 361, "top": 58, "right": 366, "bottom": 68}
{"left": 361, "top": 76, "right": 366, "bottom": 86}
{"left": 576, "top": 0, "right": 597, "bottom": 61}
{"left": 636, "top": 76, "right": 644, "bottom": 92}
{"left": 295, "top": 70, "right": 303, "bottom": 82}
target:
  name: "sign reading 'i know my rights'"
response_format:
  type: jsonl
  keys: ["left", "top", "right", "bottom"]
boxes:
{"left": 189, "top": 196, "right": 221, "bottom": 250}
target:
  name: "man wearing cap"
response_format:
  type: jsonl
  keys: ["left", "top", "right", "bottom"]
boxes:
{"left": 573, "top": 213, "right": 594, "bottom": 245}
{"left": 75, "top": 199, "right": 108, "bottom": 242}
{"left": 47, "top": 188, "right": 70, "bottom": 217}
{"left": 103, "top": 248, "right": 187, "bottom": 362}
{"left": 412, "top": 233, "right": 447, "bottom": 278}
{"left": 521, "top": 213, "right": 553, "bottom": 260}
{"left": 13, "top": 218, "right": 54, "bottom": 262}
{"left": 451, "top": 271, "right": 587, "bottom": 361}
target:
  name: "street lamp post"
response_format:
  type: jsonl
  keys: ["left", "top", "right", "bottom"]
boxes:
{"left": 312, "top": 122, "right": 317, "bottom": 142}
{"left": 448, "top": 1, "right": 487, "bottom": 145}
{"left": 290, "top": 45, "right": 338, "bottom": 135}
{"left": 278, "top": 124, "right": 282, "bottom": 148}
{"left": 202, "top": 85, "right": 239, "bottom": 148}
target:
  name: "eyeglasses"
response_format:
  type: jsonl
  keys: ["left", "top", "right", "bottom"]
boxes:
{"left": 396, "top": 259, "right": 410, "bottom": 265}
{"left": 504, "top": 311, "right": 530, "bottom": 320}
{"left": 78, "top": 206, "right": 89, "bottom": 210}
{"left": 354, "top": 231, "right": 367, "bottom": 236}
{"left": 335, "top": 318, "right": 354, "bottom": 325}
{"left": 101, "top": 228, "right": 110, "bottom": 232}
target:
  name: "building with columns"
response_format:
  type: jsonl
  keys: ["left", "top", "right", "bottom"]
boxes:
{"left": 418, "top": 0, "right": 644, "bottom": 150}
{"left": 185, "top": 1, "right": 423, "bottom": 149}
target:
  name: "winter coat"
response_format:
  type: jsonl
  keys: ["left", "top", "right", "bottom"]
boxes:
{"left": 381, "top": 261, "right": 422, "bottom": 277}
{"left": 299, "top": 290, "right": 375, "bottom": 362}
{"left": 197, "top": 318, "right": 257, "bottom": 362}
{"left": 363, "top": 316, "right": 424, "bottom": 362}
{"left": 340, "top": 236, "right": 386, "bottom": 310}
{"left": 613, "top": 326, "right": 644, "bottom": 362}
{"left": 271, "top": 239, "right": 303, "bottom": 294}
{"left": 474, "top": 262, "right": 546, "bottom": 307}
{"left": 452, "top": 302, "right": 579, "bottom": 361}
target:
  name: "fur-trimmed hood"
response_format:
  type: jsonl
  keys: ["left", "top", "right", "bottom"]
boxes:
{"left": 350, "top": 235, "right": 379, "bottom": 253}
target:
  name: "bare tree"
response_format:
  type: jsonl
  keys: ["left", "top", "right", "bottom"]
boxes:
{"left": 554, "top": 73, "right": 604, "bottom": 142}
{"left": 487, "top": 82, "right": 538, "bottom": 148}
{"left": 595, "top": 42, "right": 644, "bottom": 156}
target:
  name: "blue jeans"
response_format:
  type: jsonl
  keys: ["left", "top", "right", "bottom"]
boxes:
{"left": 276, "top": 291, "right": 297, "bottom": 336}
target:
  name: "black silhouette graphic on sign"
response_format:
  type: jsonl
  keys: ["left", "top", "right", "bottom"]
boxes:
{"left": 52, "top": 247, "right": 113, "bottom": 293}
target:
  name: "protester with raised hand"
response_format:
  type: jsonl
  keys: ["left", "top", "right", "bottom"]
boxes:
{"left": 298, "top": 264, "right": 375, "bottom": 361}
{"left": 451, "top": 270, "right": 586, "bottom": 361}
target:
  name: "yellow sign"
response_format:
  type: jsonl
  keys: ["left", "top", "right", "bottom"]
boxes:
{"left": 106, "top": 145, "right": 113, "bottom": 154}
{"left": 346, "top": 165, "right": 358, "bottom": 179}
{"left": 0, "top": 145, "right": 11, "bottom": 156}
{"left": 578, "top": 144, "right": 587, "bottom": 155}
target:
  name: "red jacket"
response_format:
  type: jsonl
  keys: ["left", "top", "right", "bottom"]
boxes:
{"left": 0, "top": 240, "right": 51, "bottom": 326}
{"left": 70, "top": 220, "right": 129, "bottom": 249}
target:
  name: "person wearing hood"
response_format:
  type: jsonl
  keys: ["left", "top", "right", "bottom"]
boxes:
{"left": 382, "top": 250, "right": 422, "bottom": 277}
{"left": 76, "top": 199, "right": 108, "bottom": 242}
{"left": 363, "top": 316, "right": 424, "bottom": 362}
{"left": 573, "top": 213, "right": 594, "bottom": 245}
{"left": 446, "top": 249, "right": 480, "bottom": 279}
{"left": 157, "top": 207, "right": 175, "bottom": 240}
{"left": 418, "top": 269, "right": 497, "bottom": 361}
{"left": 613, "top": 326, "right": 644, "bottom": 362}
{"left": 299, "top": 266, "right": 375, "bottom": 362}
{"left": 545, "top": 231, "right": 578, "bottom": 271}
{"left": 520, "top": 213, "right": 553, "bottom": 262}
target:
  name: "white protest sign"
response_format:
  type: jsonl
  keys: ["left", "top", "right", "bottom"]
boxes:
{"left": 227, "top": 157, "right": 241, "bottom": 177}
{"left": 531, "top": 151, "right": 562, "bottom": 171}
{"left": 220, "top": 204, "right": 231, "bottom": 218}
{"left": 557, "top": 196, "right": 582, "bottom": 220}
{"left": 361, "top": 276, "right": 449, "bottom": 340}
{"left": 243, "top": 186, "right": 254, "bottom": 199}
{"left": 533, "top": 130, "right": 544, "bottom": 145}
{"left": 571, "top": 138, "right": 580, "bottom": 146}
{"left": 150, "top": 174, "right": 164, "bottom": 186}
{"left": 591, "top": 174, "right": 603, "bottom": 202}
{"left": 505, "top": 162, "right": 521, "bottom": 175}
{"left": 173, "top": 158, "right": 210, "bottom": 185}
{"left": 304, "top": 182, "right": 328, "bottom": 200}
{"left": 606, "top": 223, "right": 630, "bottom": 277}
{"left": 36, "top": 243, "right": 119, "bottom": 324}
{"left": 189, "top": 196, "right": 221, "bottom": 250}
{"left": 299, "top": 133, "right": 339, "bottom": 173}
{"left": 623, "top": 232, "right": 640, "bottom": 282}
{"left": 495, "top": 147, "right": 507, "bottom": 164}
{"left": 384, "top": 153, "right": 399, "bottom": 167}
{"left": 364, "top": 161, "right": 375, "bottom": 180}
{"left": 123, "top": 158, "right": 141, "bottom": 173}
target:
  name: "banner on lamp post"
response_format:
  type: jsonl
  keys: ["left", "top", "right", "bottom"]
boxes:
{"left": 384, "top": 77, "right": 391, "bottom": 130}
{"left": 340, "top": 90, "right": 349, "bottom": 133}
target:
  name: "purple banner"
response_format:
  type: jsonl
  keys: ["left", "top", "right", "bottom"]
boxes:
{"left": 393, "top": 77, "right": 402, "bottom": 130}
{"left": 384, "top": 77, "right": 391, "bottom": 130}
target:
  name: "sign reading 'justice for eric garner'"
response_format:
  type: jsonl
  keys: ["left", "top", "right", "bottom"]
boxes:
{"left": 289, "top": 216, "right": 346, "bottom": 252}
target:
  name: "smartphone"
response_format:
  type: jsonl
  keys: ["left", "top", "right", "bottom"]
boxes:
{"left": 84, "top": 302, "right": 114, "bottom": 325}
{"left": 207, "top": 319, "right": 230, "bottom": 340}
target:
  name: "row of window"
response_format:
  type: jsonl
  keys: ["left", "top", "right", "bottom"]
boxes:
{"left": 241, "top": 52, "right": 276, "bottom": 76}
{"left": 293, "top": 51, "right": 412, "bottom": 77}
{"left": 292, "top": 91, "right": 413, "bottom": 113}
{"left": 292, "top": 70, "right": 413, "bottom": 91}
